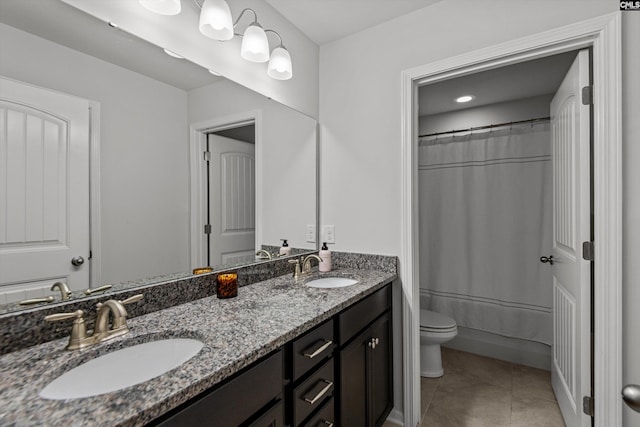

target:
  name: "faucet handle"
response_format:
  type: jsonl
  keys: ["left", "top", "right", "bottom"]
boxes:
{"left": 121, "top": 294, "right": 143, "bottom": 305}
{"left": 288, "top": 258, "right": 302, "bottom": 278}
{"left": 44, "top": 309, "right": 84, "bottom": 323}
{"left": 44, "top": 310, "right": 90, "bottom": 350}
{"left": 84, "top": 284, "right": 113, "bottom": 296}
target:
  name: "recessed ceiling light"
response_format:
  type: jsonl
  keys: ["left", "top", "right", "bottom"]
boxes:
{"left": 208, "top": 69, "right": 221, "bottom": 76}
{"left": 163, "top": 48, "right": 183, "bottom": 59}
{"left": 455, "top": 95, "right": 475, "bottom": 103}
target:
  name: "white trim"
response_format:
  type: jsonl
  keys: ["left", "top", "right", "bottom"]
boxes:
{"left": 189, "top": 110, "right": 262, "bottom": 269}
{"left": 386, "top": 408, "right": 405, "bottom": 426}
{"left": 400, "top": 12, "right": 622, "bottom": 427}
{"left": 88, "top": 101, "right": 101, "bottom": 288}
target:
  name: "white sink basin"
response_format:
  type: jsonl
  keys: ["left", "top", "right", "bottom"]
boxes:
{"left": 40, "top": 338, "right": 204, "bottom": 400}
{"left": 305, "top": 277, "right": 358, "bottom": 288}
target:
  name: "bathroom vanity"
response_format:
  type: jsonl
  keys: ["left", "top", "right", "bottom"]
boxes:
{"left": 0, "top": 265, "right": 395, "bottom": 427}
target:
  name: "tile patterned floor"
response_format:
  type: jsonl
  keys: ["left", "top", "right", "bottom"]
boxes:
{"left": 384, "top": 348, "right": 565, "bottom": 427}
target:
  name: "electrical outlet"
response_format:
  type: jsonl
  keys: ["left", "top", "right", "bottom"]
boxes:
{"left": 324, "top": 225, "right": 335, "bottom": 244}
{"left": 306, "top": 225, "right": 316, "bottom": 243}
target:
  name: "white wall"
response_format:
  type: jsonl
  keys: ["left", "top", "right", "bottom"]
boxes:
{"left": 621, "top": 12, "right": 640, "bottom": 427}
{"left": 419, "top": 94, "right": 553, "bottom": 136}
{"left": 62, "top": 0, "right": 320, "bottom": 119}
{"left": 318, "top": 0, "right": 622, "bottom": 421}
{"left": 188, "top": 79, "right": 317, "bottom": 250}
{"left": 0, "top": 24, "right": 191, "bottom": 285}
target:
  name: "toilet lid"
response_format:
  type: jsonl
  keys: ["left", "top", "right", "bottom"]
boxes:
{"left": 420, "top": 310, "right": 456, "bottom": 329}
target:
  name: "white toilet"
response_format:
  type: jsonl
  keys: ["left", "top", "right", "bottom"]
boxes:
{"left": 420, "top": 309, "right": 458, "bottom": 378}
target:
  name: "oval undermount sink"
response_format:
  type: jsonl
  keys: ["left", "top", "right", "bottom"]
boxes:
{"left": 40, "top": 338, "right": 204, "bottom": 400}
{"left": 305, "top": 277, "right": 358, "bottom": 288}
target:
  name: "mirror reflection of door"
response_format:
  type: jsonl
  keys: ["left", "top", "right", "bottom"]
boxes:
{"left": 206, "top": 124, "right": 255, "bottom": 267}
{"left": 0, "top": 77, "right": 90, "bottom": 304}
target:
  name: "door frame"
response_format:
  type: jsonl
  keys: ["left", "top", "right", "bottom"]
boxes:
{"left": 189, "top": 110, "right": 262, "bottom": 269}
{"left": 400, "top": 12, "right": 621, "bottom": 427}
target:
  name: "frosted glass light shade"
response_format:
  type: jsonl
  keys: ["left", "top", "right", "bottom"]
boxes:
{"left": 241, "top": 24, "right": 270, "bottom": 63}
{"left": 139, "top": 0, "right": 181, "bottom": 15}
{"left": 199, "top": 0, "right": 233, "bottom": 41}
{"left": 267, "top": 46, "right": 293, "bottom": 80}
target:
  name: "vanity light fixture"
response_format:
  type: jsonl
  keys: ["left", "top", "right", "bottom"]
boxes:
{"left": 198, "top": 0, "right": 234, "bottom": 40}
{"left": 139, "top": 0, "right": 181, "bottom": 16}
{"left": 140, "top": 0, "right": 293, "bottom": 80}
{"left": 455, "top": 95, "right": 475, "bottom": 103}
{"left": 240, "top": 17, "right": 270, "bottom": 63}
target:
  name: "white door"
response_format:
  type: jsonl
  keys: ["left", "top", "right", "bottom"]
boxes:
{"left": 207, "top": 133, "right": 255, "bottom": 266}
{"left": 0, "top": 77, "right": 90, "bottom": 304}
{"left": 549, "top": 49, "right": 591, "bottom": 427}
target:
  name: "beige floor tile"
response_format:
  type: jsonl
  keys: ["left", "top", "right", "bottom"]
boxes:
{"left": 442, "top": 347, "right": 513, "bottom": 390}
{"left": 510, "top": 395, "right": 566, "bottom": 427}
{"left": 421, "top": 376, "right": 441, "bottom": 416}
{"left": 422, "top": 369, "right": 512, "bottom": 427}
{"left": 511, "top": 364, "right": 555, "bottom": 402}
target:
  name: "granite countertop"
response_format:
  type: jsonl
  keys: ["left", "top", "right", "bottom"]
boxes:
{"left": 0, "top": 268, "right": 395, "bottom": 427}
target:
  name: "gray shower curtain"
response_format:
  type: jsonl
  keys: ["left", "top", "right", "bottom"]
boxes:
{"left": 419, "top": 123, "right": 553, "bottom": 345}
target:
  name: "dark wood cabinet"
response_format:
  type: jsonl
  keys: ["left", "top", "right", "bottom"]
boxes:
{"left": 149, "top": 282, "right": 392, "bottom": 427}
{"left": 151, "top": 350, "right": 284, "bottom": 427}
{"left": 338, "top": 285, "right": 393, "bottom": 427}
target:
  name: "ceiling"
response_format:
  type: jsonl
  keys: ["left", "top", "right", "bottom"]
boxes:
{"left": 265, "top": 0, "right": 441, "bottom": 45}
{"left": 419, "top": 51, "right": 578, "bottom": 117}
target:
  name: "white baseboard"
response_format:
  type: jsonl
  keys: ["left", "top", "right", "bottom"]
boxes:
{"left": 444, "top": 326, "right": 551, "bottom": 370}
{"left": 386, "top": 408, "right": 404, "bottom": 426}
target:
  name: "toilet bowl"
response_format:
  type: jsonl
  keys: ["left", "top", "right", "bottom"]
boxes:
{"left": 420, "top": 310, "right": 458, "bottom": 378}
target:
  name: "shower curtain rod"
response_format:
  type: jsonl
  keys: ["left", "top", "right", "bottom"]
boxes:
{"left": 419, "top": 116, "right": 550, "bottom": 138}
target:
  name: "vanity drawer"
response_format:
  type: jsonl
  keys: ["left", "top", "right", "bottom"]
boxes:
{"left": 338, "top": 283, "right": 391, "bottom": 346}
{"left": 154, "top": 349, "right": 282, "bottom": 427}
{"left": 292, "top": 319, "right": 334, "bottom": 381}
{"left": 302, "top": 397, "right": 334, "bottom": 427}
{"left": 293, "top": 358, "right": 334, "bottom": 426}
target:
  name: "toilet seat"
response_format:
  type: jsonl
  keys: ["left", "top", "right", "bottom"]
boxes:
{"left": 420, "top": 309, "right": 457, "bottom": 332}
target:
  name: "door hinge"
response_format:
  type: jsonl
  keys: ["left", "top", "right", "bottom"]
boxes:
{"left": 582, "top": 241, "right": 595, "bottom": 261}
{"left": 204, "top": 224, "right": 212, "bottom": 234}
{"left": 582, "top": 86, "right": 593, "bottom": 105}
{"left": 203, "top": 151, "right": 211, "bottom": 162}
{"left": 583, "top": 395, "right": 594, "bottom": 417}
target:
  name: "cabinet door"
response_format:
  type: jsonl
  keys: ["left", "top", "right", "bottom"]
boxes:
{"left": 370, "top": 312, "right": 393, "bottom": 426}
{"left": 339, "top": 327, "right": 370, "bottom": 426}
{"left": 248, "top": 400, "right": 284, "bottom": 427}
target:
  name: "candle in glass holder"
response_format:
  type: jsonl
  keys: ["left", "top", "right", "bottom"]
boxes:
{"left": 216, "top": 273, "right": 238, "bottom": 299}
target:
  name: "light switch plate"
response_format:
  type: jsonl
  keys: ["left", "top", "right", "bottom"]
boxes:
{"left": 306, "top": 225, "right": 316, "bottom": 243}
{"left": 324, "top": 225, "right": 335, "bottom": 244}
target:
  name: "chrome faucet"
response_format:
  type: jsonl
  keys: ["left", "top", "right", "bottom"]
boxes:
{"left": 44, "top": 294, "right": 143, "bottom": 350}
{"left": 256, "top": 249, "right": 272, "bottom": 260}
{"left": 94, "top": 295, "right": 141, "bottom": 340}
{"left": 51, "top": 281, "right": 72, "bottom": 301}
{"left": 301, "top": 254, "right": 323, "bottom": 274}
{"left": 288, "top": 254, "right": 324, "bottom": 279}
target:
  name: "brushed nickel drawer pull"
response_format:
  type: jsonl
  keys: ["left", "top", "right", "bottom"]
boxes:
{"left": 322, "top": 421, "right": 334, "bottom": 427}
{"left": 303, "top": 340, "right": 333, "bottom": 359}
{"left": 304, "top": 380, "right": 333, "bottom": 405}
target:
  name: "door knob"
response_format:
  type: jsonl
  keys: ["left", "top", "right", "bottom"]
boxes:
{"left": 71, "top": 256, "right": 85, "bottom": 266}
{"left": 540, "top": 255, "right": 554, "bottom": 265}
{"left": 622, "top": 384, "right": 640, "bottom": 413}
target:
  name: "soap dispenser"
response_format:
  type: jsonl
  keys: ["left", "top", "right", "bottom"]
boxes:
{"left": 319, "top": 242, "right": 332, "bottom": 272}
{"left": 279, "top": 239, "right": 292, "bottom": 256}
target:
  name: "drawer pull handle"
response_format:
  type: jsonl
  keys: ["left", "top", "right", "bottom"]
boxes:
{"left": 322, "top": 421, "right": 334, "bottom": 427}
{"left": 303, "top": 340, "right": 333, "bottom": 359}
{"left": 304, "top": 380, "right": 333, "bottom": 405}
